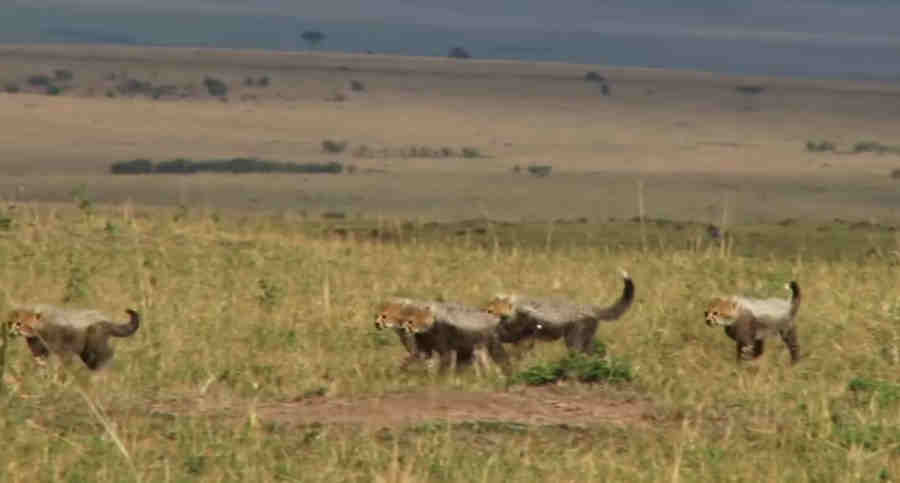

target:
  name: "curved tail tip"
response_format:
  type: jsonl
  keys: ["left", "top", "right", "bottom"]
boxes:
{"left": 618, "top": 268, "right": 630, "bottom": 280}
{"left": 125, "top": 308, "right": 139, "bottom": 317}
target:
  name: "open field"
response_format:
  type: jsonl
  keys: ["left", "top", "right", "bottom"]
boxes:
{"left": 1, "top": 44, "right": 900, "bottom": 223}
{"left": 1, "top": 203, "right": 900, "bottom": 481}
{"left": 2, "top": 45, "right": 900, "bottom": 480}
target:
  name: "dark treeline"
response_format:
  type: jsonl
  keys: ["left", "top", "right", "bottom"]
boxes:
{"left": 110, "top": 158, "right": 343, "bottom": 175}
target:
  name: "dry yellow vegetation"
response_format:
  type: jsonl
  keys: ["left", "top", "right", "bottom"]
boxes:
{"left": 0, "top": 45, "right": 899, "bottom": 480}
{"left": 0, "top": 202, "right": 896, "bottom": 481}
{"left": 0, "top": 44, "right": 899, "bottom": 222}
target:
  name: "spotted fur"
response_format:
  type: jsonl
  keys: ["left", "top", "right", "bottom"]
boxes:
{"left": 704, "top": 281, "right": 802, "bottom": 364}
{"left": 6, "top": 306, "right": 141, "bottom": 370}
{"left": 484, "top": 270, "right": 635, "bottom": 354}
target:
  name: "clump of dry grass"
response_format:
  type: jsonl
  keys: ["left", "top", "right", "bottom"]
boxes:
{"left": 0, "top": 202, "right": 899, "bottom": 481}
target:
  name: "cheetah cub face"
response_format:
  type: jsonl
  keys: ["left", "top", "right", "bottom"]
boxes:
{"left": 703, "top": 298, "right": 739, "bottom": 327}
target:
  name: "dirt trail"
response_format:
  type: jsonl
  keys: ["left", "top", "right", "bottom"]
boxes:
{"left": 150, "top": 386, "right": 653, "bottom": 428}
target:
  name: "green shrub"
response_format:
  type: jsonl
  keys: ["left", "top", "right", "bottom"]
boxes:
{"left": 117, "top": 78, "right": 153, "bottom": 96}
{"left": 853, "top": 141, "right": 900, "bottom": 154}
{"left": 448, "top": 46, "right": 471, "bottom": 59}
{"left": 584, "top": 71, "right": 606, "bottom": 82}
{"left": 527, "top": 165, "right": 553, "bottom": 177}
{"left": 735, "top": 85, "right": 765, "bottom": 95}
{"left": 53, "top": 69, "right": 73, "bottom": 81}
{"left": 891, "top": 169, "right": 900, "bottom": 179}
{"left": 156, "top": 158, "right": 197, "bottom": 174}
{"left": 203, "top": 76, "right": 228, "bottom": 97}
{"left": 514, "top": 344, "right": 634, "bottom": 386}
{"left": 848, "top": 377, "right": 900, "bottom": 407}
{"left": 110, "top": 157, "right": 343, "bottom": 175}
{"left": 27, "top": 74, "right": 51, "bottom": 86}
{"left": 45, "top": 85, "right": 62, "bottom": 96}
{"left": 461, "top": 147, "right": 481, "bottom": 158}
{"left": 110, "top": 159, "right": 154, "bottom": 174}
{"left": 322, "top": 139, "right": 348, "bottom": 153}
{"left": 806, "top": 140, "right": 836, "bottom": 152}
{"left": 3, "top": 83, "right": 19, "bottom": 94}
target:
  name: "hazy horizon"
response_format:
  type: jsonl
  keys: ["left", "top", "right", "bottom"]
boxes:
{"left": 4, "top": 1, "right": 900, "bottom": 80}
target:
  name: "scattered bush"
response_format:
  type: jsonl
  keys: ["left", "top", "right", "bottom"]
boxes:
{"left": 853, "top": 141, "right": 900, "bottom": 154}
{"left": 351, "top": 145, "right": 486, "bottom": 159}
{"left": 245, "top": 76, "right": 271, "bottom": 87}
{"left": 806, "top": 140, "right": 836, "bottom": 152}
{"left": 349, "top": 80, "right": 366, "bottom": 92}
{"left": 461, "top": 147, "right": 481, "bottom": 158}
{"left": 3, "top": 83, "right": 19, "bottom": 94}
{"left": 45, "top": 85, "right": 62, "bottom": 96}
{"left": 527, "top": 165, "right": 553, "bottom": 177}
{"left": 110, "top": 158, "right": 154, "bottom": 174}
{"left": 848, "top": 377, "right": 900, "bottom": 408}
{"left": 300, "top": 30, "right": 325, "bottom": 48}
{"left": 735, "top": 85, "right": 765, "bottom": 95}
{"left": 891, "top": 169, "right": 900, "bottom": 179}
{"left": 156, "top": 158, "right": 197, "bottom": 174}
{"left": 514, "top": 344, "right": 633, "bottom": 386}
{"left": 322, "top": 139, "right": 348, "bottom": 153}
{"left": 27, "top": 74, "right": 52, "bottom": 86}
{"left": 325, "top": 90, "right": 347, "bottom": 102}
{"left": 322, "top": 211, "right": 346, "bottom": 219}
{"left": 203, "top": 76, "right": 228, "bottom": 97}
{"left": 448, "top": 46, "right": 471, "bottom": 59}
{"left": 117, "top": 78, "right": 154, "bottom": 96}
{"left": 150, "top": 85, "right": 178, "bottom": 100}
{"left": 53, "top": 69, "right": 73, "bottom": 81}
{"left": 256, "top": 279, "right": 283, "bottom": 311}
{"left": 512, "top": 164, "right": 521, "bottom": 174}
{"left": 110, "top": 157, "right": 343, "bottom": 175}
{"left": 584, "top": 71, "right": 606, "bottom": 82}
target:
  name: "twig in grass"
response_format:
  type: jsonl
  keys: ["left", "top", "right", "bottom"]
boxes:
{"left": 637, "top": 180, "right": 647, "bottom": 252}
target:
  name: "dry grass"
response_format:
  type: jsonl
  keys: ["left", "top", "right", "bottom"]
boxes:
{"left": 1, "top": 44, "right": 900, "bottom": 224}
{"left": 0, "top": 201, "right": 899, "bottom": 481}
{"left": 1, "top": 44, "right": 900, "bottom": 480}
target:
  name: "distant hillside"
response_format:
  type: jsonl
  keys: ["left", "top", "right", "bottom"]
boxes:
{"left": 2, "top": 4, "right": 899, "bottom": 80}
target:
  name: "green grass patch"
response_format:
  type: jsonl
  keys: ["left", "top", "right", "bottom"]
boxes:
{"left": 514, "top": 343, "right": 634, "bottom": 386}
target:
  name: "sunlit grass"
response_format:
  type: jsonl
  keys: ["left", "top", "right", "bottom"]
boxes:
{"left": 0, "top": 202, "right": 899, "bottom": 481}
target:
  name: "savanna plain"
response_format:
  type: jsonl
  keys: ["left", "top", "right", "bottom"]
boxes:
{"left": 1, "top": 44, "right": 900, "bottom": 482}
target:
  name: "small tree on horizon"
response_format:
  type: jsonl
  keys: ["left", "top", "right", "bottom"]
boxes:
{"left": 448, "top": 46, "right": 471, "bottom": 59}
{"left": 301, "top": 30, "right": 325, "bottom": 49}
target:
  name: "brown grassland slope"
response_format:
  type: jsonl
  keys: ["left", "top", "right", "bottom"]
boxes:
{"left": 0, "top": 44, "right": 900, "bottom": 222}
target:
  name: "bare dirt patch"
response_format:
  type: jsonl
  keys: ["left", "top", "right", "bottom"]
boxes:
{"left": 150, "top": 386, "right": 653, "bottom": 428}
